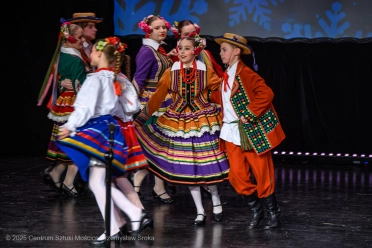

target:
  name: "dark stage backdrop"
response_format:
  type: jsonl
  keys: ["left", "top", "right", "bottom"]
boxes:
{"left": 8, "top": 0, "right": 372, "bottom": 159}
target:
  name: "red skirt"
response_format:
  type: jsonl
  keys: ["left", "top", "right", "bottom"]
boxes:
{"left": 48, "top": 89, "right": 75, "bottom": 122}
{"left": 115, "top": 118, "right": 148, "bottom": 173}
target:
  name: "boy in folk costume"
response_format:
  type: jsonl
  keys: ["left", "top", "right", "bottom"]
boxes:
{"left": 211, "top": 33, "right": 286, "bottom": 229}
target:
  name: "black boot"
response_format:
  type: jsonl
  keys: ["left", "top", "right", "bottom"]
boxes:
{"left": 242, "top": 191, "right": 264, "bottom": 229}
{"left": 262, "top": 193, "right": 281, "bottom": 229}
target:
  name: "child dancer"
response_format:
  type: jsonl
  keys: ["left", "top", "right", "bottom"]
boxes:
{"left": 131, "top": 14, "right": 174, "bottom": 203}
{"left": 40, "top": 14, "right": 103, "bottom": 197}
{"left": 169, "top": 19, "right": 225, "bottom": 196}
{"left": 57, "top": 37, "right": 149, "bottom": 245}
{"left": 212, "top": 33, "right": 285, "bottom": 229}
{"left": 134, "top": 33, "right": 230, "bottom": 226}
{"left": 38, "top": 21, "right": 89, "bottom": 197}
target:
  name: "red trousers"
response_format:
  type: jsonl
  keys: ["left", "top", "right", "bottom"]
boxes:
{"left": 225, "top": 141, "right": 275, "bottom": 198}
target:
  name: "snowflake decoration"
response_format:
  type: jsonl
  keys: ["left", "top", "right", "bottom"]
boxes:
{"left": 225, "top": 0, "right": 285, "bottom": 31}
{"left": 280, "top": 1, "right": 366, "bottom": 39}
{"left": 114, "top": 0, "right": 208, "bottom": 36}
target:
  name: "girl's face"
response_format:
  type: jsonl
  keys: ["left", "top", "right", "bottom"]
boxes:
{"left": 219, "top": 42, "right": 238, "bottom": 66}
{"left": 70, "top": 27, "right": 85, "bottom": 50}
{"left": 149, "top": 19, "right": 168, "bottom": 42}
{"left": 89, "top": 45, "right": 101, "bottom": 67}
{"left": 178, "top": 39, "right": 195, "bottom": 66}
{"left": 180, "top": 24, "right": 196, "bottom": 38}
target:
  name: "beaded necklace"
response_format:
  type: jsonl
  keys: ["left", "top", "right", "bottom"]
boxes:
{"left": 180, "top": 60, "right": 197, "bottom": 84}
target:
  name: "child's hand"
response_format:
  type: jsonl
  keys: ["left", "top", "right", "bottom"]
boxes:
{"left": 58, "top": 127, "right": 71, "bottom": 140}
{"left": 240, "top": 116, "right": 248, "bottom": 124}
{"left": 61, "top": 79, "right": 73, "bottom": 89}
{"left": 167, "top": 48, "right": 178, "bottom": 57}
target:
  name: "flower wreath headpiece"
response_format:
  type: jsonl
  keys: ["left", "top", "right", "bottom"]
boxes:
{"left": 138, "top": 14, "right": 171, "bottom": 34}
{"left": 170, "top": 21, "right": 201, "bottom": 39}
{"left": 60, "top": 22, "right": 77, "bottom": 43}
{"left": 176, "top": 31, "right": 206, "bottom": 56}
{"left": 96, "top": 37, "right": 128, "bottom": 53}
{"left": 96, "top": 36, "right": 128, "bottom": 96}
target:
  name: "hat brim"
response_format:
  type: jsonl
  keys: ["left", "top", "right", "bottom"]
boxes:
{"left": 215, "top": 36, "right": 251, "bottom": 55}
{"left": 67, "top": 17, "right": 103, "bottom": 24}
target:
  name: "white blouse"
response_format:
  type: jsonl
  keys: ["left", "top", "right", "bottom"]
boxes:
{"left": 63, "top": 70, "right": 121, "bottom": 135}
{"left": 116, "top": 72, "right": 141, "bottom": 122}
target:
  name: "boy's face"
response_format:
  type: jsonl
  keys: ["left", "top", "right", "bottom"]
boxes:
{"left": 83, "top": 22, "right": 98, "bottom": 43}
{"left": 219, "top": 42, "right": 239, "bottom": 65}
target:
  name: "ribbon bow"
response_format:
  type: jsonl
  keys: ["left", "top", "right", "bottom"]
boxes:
{"left": 158, "top": 46, "right": 168, "bottom": 57}
{"left": 114, "top": 81, "right": 122, "bottom": 96}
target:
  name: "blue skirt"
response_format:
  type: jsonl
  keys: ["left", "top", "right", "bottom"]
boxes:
{"left": 57, "top": 115, "right": 128, "bottom": 182}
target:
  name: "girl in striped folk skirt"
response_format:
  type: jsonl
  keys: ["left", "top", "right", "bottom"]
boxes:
{"left": 134, "top": 34, "right": 230, "bottom": 226}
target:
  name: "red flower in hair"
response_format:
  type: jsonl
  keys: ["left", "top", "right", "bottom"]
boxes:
{"left": 67, "top": 36, "right": 76, "bottom": 43}
{"left": 187, "top": 31, "right": 198, "bottom": 38}
{"left": 194, "top": 46, "right": 203, "bottom": 56}
{"left": 104, "top": 36, "right": 127, "bottom": 52}
{"left": 106, "top": 37, "right": 120, "bottom": 45}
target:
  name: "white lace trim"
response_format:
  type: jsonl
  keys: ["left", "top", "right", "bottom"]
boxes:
{"left": 152, "top": 111, "right": 165, "bottom": 117}
{"left": 157, "top": 125, "right": 220, "bottom": 138}
{"left": 47, "top": 112, "right": 69, "bottom": 123}
{"left": 140, "top": 105, "right": 166, "bottom": 117}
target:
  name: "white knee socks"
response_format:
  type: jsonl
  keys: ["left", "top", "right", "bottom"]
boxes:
{"left": 89, "top": 166, "right": 142, "bottom": 234}
{"left": 189, "top": 186, "right": 205, "bottom": 221}
{"left": 208, "top": 185, "right": 222, "bottom": 214}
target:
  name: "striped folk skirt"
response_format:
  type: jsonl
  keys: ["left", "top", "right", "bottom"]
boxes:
{"left": 57, "top": 115, "right": 129, "bottom": 182}
{"left": 134, "top": 120, "right": 230, "bottom": 185}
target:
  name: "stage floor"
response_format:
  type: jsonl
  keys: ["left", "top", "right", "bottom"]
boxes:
{"left": 1, "top": 157, "right": 371, "bottom": 248}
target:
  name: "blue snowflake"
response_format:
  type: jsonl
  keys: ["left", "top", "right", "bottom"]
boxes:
{"left": 114, "top": 0, "right": 208, "bottom": 36}
{"left": 315, "top": 2, "right": 350, "bottom": 37}
{"left": 225, "top": 0, "right": 285, "bottom": 31}
{"left": 281, "top": 2, "right": 354, "bottom": 38}
{"left": 114, "top": 0, "right": 155, "bottom": 36}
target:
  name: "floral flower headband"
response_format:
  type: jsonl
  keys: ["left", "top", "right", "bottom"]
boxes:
{"left": 60, "top": 22, "right": 77, "bottom": 43}
{"left": 138, "top": 14, "right": 171, "bottom": 34}
{"left": 170, "top": 21, "right": 201, "bottom": 39}
{"left": 176, "top": 31, "right": 206, "bottom": 56}
{"left": 96, "top": 37, "right": 128, "bottom": 53}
